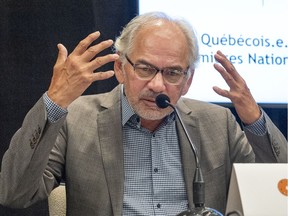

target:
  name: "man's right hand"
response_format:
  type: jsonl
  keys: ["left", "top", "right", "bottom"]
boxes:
{"left": 47, "top": 31, "right": 119, "bottom": 108}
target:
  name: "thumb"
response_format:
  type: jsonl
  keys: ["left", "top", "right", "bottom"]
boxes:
{"left": 55, "top": 43, "right": 68, "bottom": 66}
{"left": 213, "top": 86, "right": 230, "bottom": 99}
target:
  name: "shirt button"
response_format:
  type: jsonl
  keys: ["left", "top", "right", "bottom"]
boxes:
{"left": 157, "top": 203, "right": 161, "bottom": 208}
{"left": 154, "top": 168, "right": 158, "bottom": 173}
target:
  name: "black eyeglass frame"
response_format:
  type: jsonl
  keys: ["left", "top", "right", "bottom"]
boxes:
{"left": 125, "top": 55, "right": 189, "bottom": 85}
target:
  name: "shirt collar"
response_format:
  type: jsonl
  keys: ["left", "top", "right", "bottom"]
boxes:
{"left": 121, "top": 86, "right": 137, "bottom": 126}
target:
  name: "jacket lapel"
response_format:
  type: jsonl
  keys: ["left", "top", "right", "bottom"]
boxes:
{"left": 97, "top": 86, "right": 124, "bottom": 216}
{"left": 176, "top": 99, "right": 201, "bottom": 209}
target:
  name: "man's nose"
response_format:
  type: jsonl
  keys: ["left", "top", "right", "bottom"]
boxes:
{"left": 147, "top": 72, "right": 166, "bottom": 93}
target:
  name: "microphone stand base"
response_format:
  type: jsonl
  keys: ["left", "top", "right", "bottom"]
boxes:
{"left": 177, "top": 207, "right": 223, "bottom": 216}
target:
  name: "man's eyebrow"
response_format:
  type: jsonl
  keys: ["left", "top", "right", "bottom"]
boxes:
{"left": 136, "top": 59, "right": 158, "bottom": 68}
{"left": 135, "top": 59, "right": 184, "bottom": 70}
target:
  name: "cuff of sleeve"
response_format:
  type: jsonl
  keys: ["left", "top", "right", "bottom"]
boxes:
{"left": 43, "top": 92, "right": 68, "bottom": 123}
{"left": 243, "top": 108, "right": 267, "bottom": 136}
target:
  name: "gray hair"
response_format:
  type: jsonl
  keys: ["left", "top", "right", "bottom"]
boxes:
{"left": 114, "top": 11, "right": 199, "bottom": 71}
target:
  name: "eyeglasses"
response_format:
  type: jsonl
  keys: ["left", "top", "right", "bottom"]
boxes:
{"left": 125, "top": 55, "right": 189, "bottom": 85}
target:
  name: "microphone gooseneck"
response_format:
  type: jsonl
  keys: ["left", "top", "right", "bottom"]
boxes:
{"left": 155, "top": 95, "right": 201, "bottom": 171}
{"left": 155, "top": 94, "right": 223, "bottom": 216}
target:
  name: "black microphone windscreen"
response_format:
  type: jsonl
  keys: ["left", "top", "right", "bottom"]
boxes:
{"left": 156, "top": 94, "right": 170, "bottom": 109}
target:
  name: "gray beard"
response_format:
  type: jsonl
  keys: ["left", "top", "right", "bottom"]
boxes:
{"left": 123, "top": 86, "right": 174, "bottom": 120}
{"left": 132, "top": 102, "right": 173, "bottom": 120}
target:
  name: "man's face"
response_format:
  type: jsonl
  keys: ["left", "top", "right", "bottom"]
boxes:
{"left": 115, "top": 21, "right": 193, "bottom": 121}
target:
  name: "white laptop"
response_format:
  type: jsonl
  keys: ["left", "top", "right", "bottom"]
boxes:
{"left": 225, "top": 163, "right": 288, "bottom": 216}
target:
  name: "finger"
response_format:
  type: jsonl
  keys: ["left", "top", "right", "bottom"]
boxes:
{"left": 214, "top": 50, "right": 230, "bottom": 68}
{"left": 72, "top": 31, "right": 101, "bottom": 56}
{"left": 87, "top": 53, "right": 119, "bottom": 71}
{"left": 213, "top": 63, "right": 236, "bottom": 88}
{"left": 82, "top": 39, "right": 114, "bottom": 62}
{"left": 214, "top": 50, "right": 241, "bottom": 82}
{"left": 90, "top": 70, "right": 115, "bottom": 82}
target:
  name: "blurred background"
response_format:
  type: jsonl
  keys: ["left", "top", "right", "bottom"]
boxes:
{"left": 0, "top": 1, "right": 138, "bottom": 215}
{"left": 0, "top": 0, "right": 286, "bottom": 215}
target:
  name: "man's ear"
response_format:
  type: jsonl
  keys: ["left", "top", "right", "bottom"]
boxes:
{"left": 181, "top": 70, "right": 194, "bottom": 96}
{"left": 114, "top": 59, "right": 125, "bottom": 84}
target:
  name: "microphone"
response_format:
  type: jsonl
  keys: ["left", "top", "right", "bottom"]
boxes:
{"left": 155, "top": 94, "right": 223, "bottom": 216}
{"left": 155, "top": 94, "right": 171, "bottom": 109}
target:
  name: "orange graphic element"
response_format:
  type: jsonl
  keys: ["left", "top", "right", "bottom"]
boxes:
{"left": 278, "top": 178, "right": 288, "bottom": 196}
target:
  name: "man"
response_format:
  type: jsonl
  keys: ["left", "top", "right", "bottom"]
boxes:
{"left": 0, "top": 12, "right": 287, "bottom": 216}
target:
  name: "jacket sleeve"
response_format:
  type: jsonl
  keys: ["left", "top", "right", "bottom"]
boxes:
{"left": 0, "top": 97, "right": 66, "bottom": 208}
{"left": 244, "top": 110, "right": 287, "bottom": 163}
